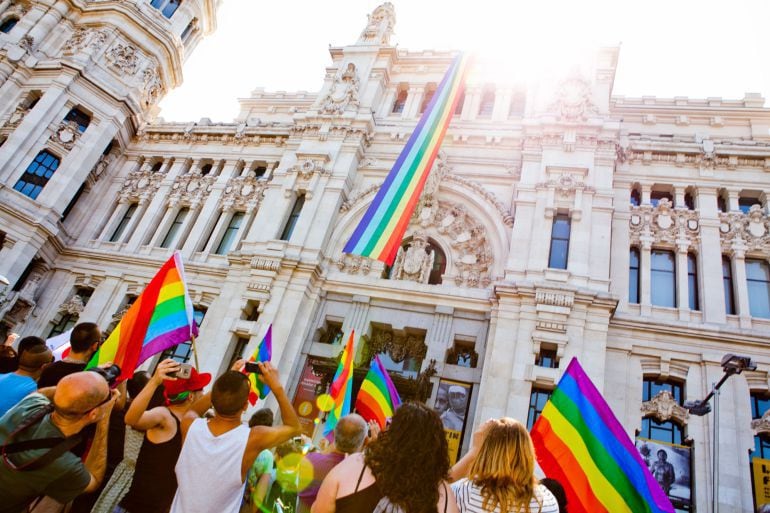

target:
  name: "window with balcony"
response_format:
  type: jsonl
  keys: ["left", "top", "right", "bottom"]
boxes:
{"left": 651, "top": 250, "right": 676, "bottom": 308}
{"left": 548, "top": 215, "right": 571, "bottom": 270}
{"left": 13, "top": 150, "right": 60, "bottom": 200}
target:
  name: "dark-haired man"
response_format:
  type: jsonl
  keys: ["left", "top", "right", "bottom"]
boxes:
{"left": 170, "top": 362, "right": 301, "bottom": 513}
{"left": 0, "top": 341, "right": 52, "bottom": 417}
{"left": 38, "top": 323, "right": 102, "bottom": 388}
{"left": 0, "top": 371, "right": 116, "bottom": 513}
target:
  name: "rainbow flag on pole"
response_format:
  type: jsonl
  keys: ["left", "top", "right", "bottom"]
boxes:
{"left": 323, "top": 330, "right": 355, "bottom": 436}
{"left": 530, "top": 358, "right": 675, "bottom": 513}
{"left": 343, "top": 53, "right": 470, "bottom": 265}
{"left": 355, "top": 354, "right": 401, "bottom": 429}
{"left": 244, "top": 325, "right": 273, "bottom": 405}
{"left": 87, "top": 251, "right": 198, "bottom": 383}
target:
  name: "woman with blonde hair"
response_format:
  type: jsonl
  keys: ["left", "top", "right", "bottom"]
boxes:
{"left": 451, "top": 418, "right": 559, "bottom": 513}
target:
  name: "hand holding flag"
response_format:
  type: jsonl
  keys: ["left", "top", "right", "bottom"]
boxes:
{"left": 243, "top": 324, "right": 273, "bottom": 405}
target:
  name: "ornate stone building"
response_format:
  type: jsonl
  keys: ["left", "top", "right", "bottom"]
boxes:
{"left": 1, "top": 2, "right": 769, "bottom": 511}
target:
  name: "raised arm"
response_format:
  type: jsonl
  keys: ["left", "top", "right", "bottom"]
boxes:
{"left": 448, "top": 418, "right": 495, "bottom": 482}
{"left": 124, "top": 358, "right": 179, "bottom": 431}
{"left": 247, "top": 361, "right": 301, "bottom": 452}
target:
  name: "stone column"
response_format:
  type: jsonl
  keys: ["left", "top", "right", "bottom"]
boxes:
{"left": 377, "top": 87, "right": 396, "bottom": 118}
{"left": 462, "top": 86, "right": 480, "bottom": 121}
{"left": 641, "top": 184, "right": 651, "bottom": 205}
{"left": 727, "top": 188, "right": 741, "bottom": 212}
{"left": 98, "top": 199, "right": 132, "bottom": 242}
{"left": 698, "top": 188, "right": 727, "bottom": 324}
{"left": 147, "top": 205, "right": 176, "bottom": 248}
{"left": 6, "top": 2, "right": 45, "bottom": 44}
{"left": 676, "top": 242, "right": 690, "bottom": 320}
{"left": 639, "top": 238, "right": 653, "bottom": 316}
{"left": 401, "top": 86, "right": 420, "bottom": 119}
{"left": 423, "top": 305, "right": 454, "bottom": 376}
{"left": 731, "top": 246, "right": 752, "bottom": 328}
{"left": 491, "top": 87, "right": 510, "bottom": 122}
{"left": 342, "top": 295, "right": 370, "bottom": 363}
{"left": 201, "top": 207, "right": 231, "bottom": 254}
{"left": 25, "top": 1, "right": 67, "bottom": 51}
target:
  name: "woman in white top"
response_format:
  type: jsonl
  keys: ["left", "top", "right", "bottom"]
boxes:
{"left": 451, "top": 418, "right": 559, "bottom": 513}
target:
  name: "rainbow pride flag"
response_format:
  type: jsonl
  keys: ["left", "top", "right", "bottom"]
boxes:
{"left": 355, "top": 354, "right": 401, "bottom": 429}
{"left": 323, "top": 330, "right": 355, "bottom": 436}
{"left": 244, "top": 325, "right": 272, "bottom": 405}
{"left": 343, "top": 53, "right": 470, "bottom": 265}
{"left": 531, "top": 358, "right": 675, "bottom": 513}
{"left": 88, "top": 251, "right": 198, "bottom": 383}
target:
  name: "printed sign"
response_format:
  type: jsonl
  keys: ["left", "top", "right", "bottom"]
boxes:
{"left": 636, "top": 438, "right": 692, "bottom": 512}
{"left": 434, "top": 378, "right": 472, "bottom": 465}
{"left": 292, "top": 358, "right": 324, "bottom": 437}
{"left": 752, "top": 457, "right": 770, "bottom": 510}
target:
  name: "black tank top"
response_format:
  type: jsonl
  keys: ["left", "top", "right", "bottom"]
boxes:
{"left": 119, "top": 409, "right": 182, "bottom": 513}
{"left": 335, "top": 463, "right": 383, "bottom": 513}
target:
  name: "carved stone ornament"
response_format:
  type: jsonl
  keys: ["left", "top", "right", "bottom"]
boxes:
{"left": 629, "top": 199, "right": 700, "bottom": 247}
{"left": 390, "top": 232, "right": 434, "bottom": 284}
{"left": 287, "top": 158, "right": 331, "bottom": 181}
{"left": 719, "top": 205, "right": 770, "bottom": 253}
{"left": 90, "top": 151, "right": 115, "bottom": 182}
{"left": 319, "top": 63, "right": 360, "bottom": 115}
{"left": 335, "top": 254, "right": 372, "bottom": 275}
{"left": 536, "top": 173, "right": 594, "bottom": 198}
{"left": 4, "top": 104, "right": 29, "bottom": 129}
{"left": 141, "top": 66, "right": 163, "bottom": 108}
{"left": 363, "top": 326, "right": 426, "bottom": 364}
{"left": 5, "top": 1, "right": 29, "bottom": 18}
{"left": 63, "top": 26, "right": 109, "bottom": 55}
{"left": 49, "top": 121, "right": 81, "bottom": 150}
{"left": 220, "top": 175, "right": 266, "bottom": 212}
{"left": 58, "top": 294, "right": 85, "bottom": 315}
{"left": 752, "top": 409, "right": 770, "bottom": 436}
{"left": 358, "top": 2, "right": 396, "bottom": 45}
{"left": 167, "top": 174, "right": 215, "bottom": 208}
{"left": 106, "top": 42, "right": 141, "bottom": 75}
{"left": 119, "top": 170, "right": 163, "bottom": 203}
{"left": 640, "top": 390, "right": 689, "bottom": 425}
{"left": 549, "top": 75, "right": 599, "bottom": 121}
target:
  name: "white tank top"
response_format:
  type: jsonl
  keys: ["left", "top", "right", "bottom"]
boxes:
{"left": 170, "top": 418, "right": 250, "bottom": 513}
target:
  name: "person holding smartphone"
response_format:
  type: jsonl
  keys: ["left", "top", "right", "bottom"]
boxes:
{"left": 116, "top": 359, "right": 211, "bottom": 513}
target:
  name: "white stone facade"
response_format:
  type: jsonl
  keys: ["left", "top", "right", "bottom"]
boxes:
{"left": 1, "top": 2, "right": 770, "bottom": 511}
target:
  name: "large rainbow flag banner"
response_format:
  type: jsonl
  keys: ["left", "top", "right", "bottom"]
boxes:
{"left": 87, "top": 251, "right": 198, "bottom": 383}
{"left": 323, "top": 330, "right": 355, "bottom": 436}
{"left": 355, "top": 354, "right": 401, "bottom": 429}
{"left": 244, "top": 324, "right": 273, "bottom": 405}
{"left": 343, "top": 53, "right": 470, "bottom": 265}
{"left": 531, "top": 358, "right": 675, "bottom": 513}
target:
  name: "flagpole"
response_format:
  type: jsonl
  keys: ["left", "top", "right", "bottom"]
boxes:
{"left": 190, "top": 334, "right": 200, "bottom": 369}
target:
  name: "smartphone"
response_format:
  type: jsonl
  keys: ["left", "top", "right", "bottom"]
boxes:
{"left": 244, "top": 362, "right": 261, "bottom": 374}
{"left": 170, "top": 363, "right": 192, "bottom": 379}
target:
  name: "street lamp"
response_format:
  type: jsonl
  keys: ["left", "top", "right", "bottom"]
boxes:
{"left": 683, "top": 354, "right": 756, "bottom": 513}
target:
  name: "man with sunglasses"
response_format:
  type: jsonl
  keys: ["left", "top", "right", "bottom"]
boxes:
{"left": 0, "top": 370, "right": 117, "bottom": 513}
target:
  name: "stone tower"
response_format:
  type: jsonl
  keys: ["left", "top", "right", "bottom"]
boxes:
{"left": 0, "top": 0, "right": 219, "bottom": 331}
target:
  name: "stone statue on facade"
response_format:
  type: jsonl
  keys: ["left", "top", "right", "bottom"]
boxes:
{"left": 358, "top": 2, "right": 395, "bottom": 45}
{"left": 391, "top": 232, "right": 434, "bottom": 284}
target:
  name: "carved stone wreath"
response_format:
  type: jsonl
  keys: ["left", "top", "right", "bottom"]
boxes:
{"left": 119, "top": 170, "right": 163, "bottom": 203}
{"left": 106, "top": 42, "right": 140, "bottom": 75}
{"left": 719, "top": 205, "right": 770, "bottom": 253}
{"left": 49, "top": 121, "right": 82, "bottom": 150}
{"left": 220, "top": 176, "right": 266, "bottom": 212}
{"left": 167, "top": 174, "right": 215, "bottom": 207}
{"left": 363, "top": 326, "right": 427, "bottom": 364}
{"left": 640, "top": 390, "right": 689, "bottom": 425}
{"left": 629, "top": 199, "right": 700, "bottom": 247}
{"left": 58, "top": 294, "right": 85, "bottom": 315}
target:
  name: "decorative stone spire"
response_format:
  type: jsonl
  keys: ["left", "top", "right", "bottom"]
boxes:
{"left": 357, "top": 2, "right": 395, "bottom": 45}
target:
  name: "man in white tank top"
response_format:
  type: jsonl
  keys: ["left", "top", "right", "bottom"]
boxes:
{"left": 170, "top": 361, "right": 301, "bottom": 513}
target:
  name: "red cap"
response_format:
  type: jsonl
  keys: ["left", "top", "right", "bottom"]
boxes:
{"left": 163, "top": 367, "right": 211, "bottom": 397}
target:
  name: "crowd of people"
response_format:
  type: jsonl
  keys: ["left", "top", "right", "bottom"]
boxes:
{"left": 0, "top": 322, "right": 570, "bottom": 513}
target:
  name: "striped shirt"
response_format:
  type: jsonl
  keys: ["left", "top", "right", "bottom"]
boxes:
{"left": 451, "top": 480, "right": 559, "bottom": 513}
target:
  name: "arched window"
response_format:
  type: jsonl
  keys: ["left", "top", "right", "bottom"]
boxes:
{"left": 13, "top": 150, "right": 60, "bottom": 200}
{"left": 0, "top": 17, "right": 19, "bottom": 34}
{"left": 150, "top": 161, "right": 163, "bottom": 172}
{"left": 200, "top": 163, "right": 212, "bottom": 176}
{"left": 64, "top": 107, "right": 90, "bottom": 133}
{"left": 630, "top": 187, "right": 641, "bottom": 207}
{"left": 428, "top": 241, "right": 446, "bottom": 285}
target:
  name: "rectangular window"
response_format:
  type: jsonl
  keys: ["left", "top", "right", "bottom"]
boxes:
{"left": 478, "top": 89, "right": 495, "bottom": 117}
{"left": 629, "top": 248, "right": 640, "bottom": 304}
{"left": 548, "top": 215, "right": 571, "bottom": 270}
{"left": 527, "top": 388, "right": 552, "bottom": 430}
{"left": 110, "top": 204, "right": 138, "bottom": 242}
{"left": 650, "top": 191, "right": 673, "bottom": 207}
{"left": 747, "top": 259, "right": 770, "bottom": 319}
{"left": 160, "top": 208, "right": 188, "bottom": 249}
{"left": 739, "top": 197, "right": 761, "bottom": 215}
{"left": 64, "top": 108, "right": 90, "bottom": 133}
{"left": 687, "top": 253, "right": 699, "bottom": 311}
{"left": 751, "top": 393, "right": 770, "bottom": 459}
{"left": 419, "top": 85, "right": 435, "bottom": 114}
{"left": 641, "top": 378, "right": 684, "bottom": 444}
{"left": 650, "top": 250, "right": 676, "bottom": 308}
{"left": 215, "top": 212, "right": 245, "bottom": 255}
{"left": 723, "top": 256, "right": 736, "bottom": 315}
{"left": 535, "top": 349, "right": 558, "bottom": 369}
{"left": 392, "top": 89, "right": 407, "bottom": 114}
{"left": 454, "top": 91, "right": 465, "bottom": 116}
{"left": 279, "top": 194, "right": 305, "bottom": 241}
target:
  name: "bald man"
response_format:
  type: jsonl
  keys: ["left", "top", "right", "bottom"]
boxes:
{"left": 0, "top": 371, "right": 116, "bottom": 513}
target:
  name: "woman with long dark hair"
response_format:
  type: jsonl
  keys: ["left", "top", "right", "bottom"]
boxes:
{"left": 312, "top": 401, "right": 458, "bottom": 513}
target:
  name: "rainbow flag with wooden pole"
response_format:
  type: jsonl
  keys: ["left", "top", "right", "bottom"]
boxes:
{"left": 343, "top": 53, "right": 470, "bottom": 265}
{"left": 323, "top": 330, "right": 355, "bottom": 436}
{"left": 355, "top": 354, "right": 401, "bottom": 429}
{"left": 530, "top": 358, "right": 675, "bottom": 513}
{"left": 87, "top": 251, "right": 198, "bottom": 383}
{"left": 244, "top": 324, "right": 273, "bottom": 405}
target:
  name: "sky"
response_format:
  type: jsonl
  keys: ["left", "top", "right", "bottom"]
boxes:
{"left": 158, "top": 0, "right": 770, "bottom": 123}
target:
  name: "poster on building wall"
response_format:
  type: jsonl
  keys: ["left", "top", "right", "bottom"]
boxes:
{"left": 433, "top": 378, "right": 472, "bottom": 465}
{"left": 292, "top": 357, "right": 324, "bottom": 437}
{"left": 752, "top": 457, "right": 770, "bottom": 510}
{"left": 636, "top": 438, "right": 692, "bottom": 512}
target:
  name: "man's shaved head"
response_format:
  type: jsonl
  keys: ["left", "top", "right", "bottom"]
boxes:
{"left": 53, "top": 371, "right": 109, "bottom": 418}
